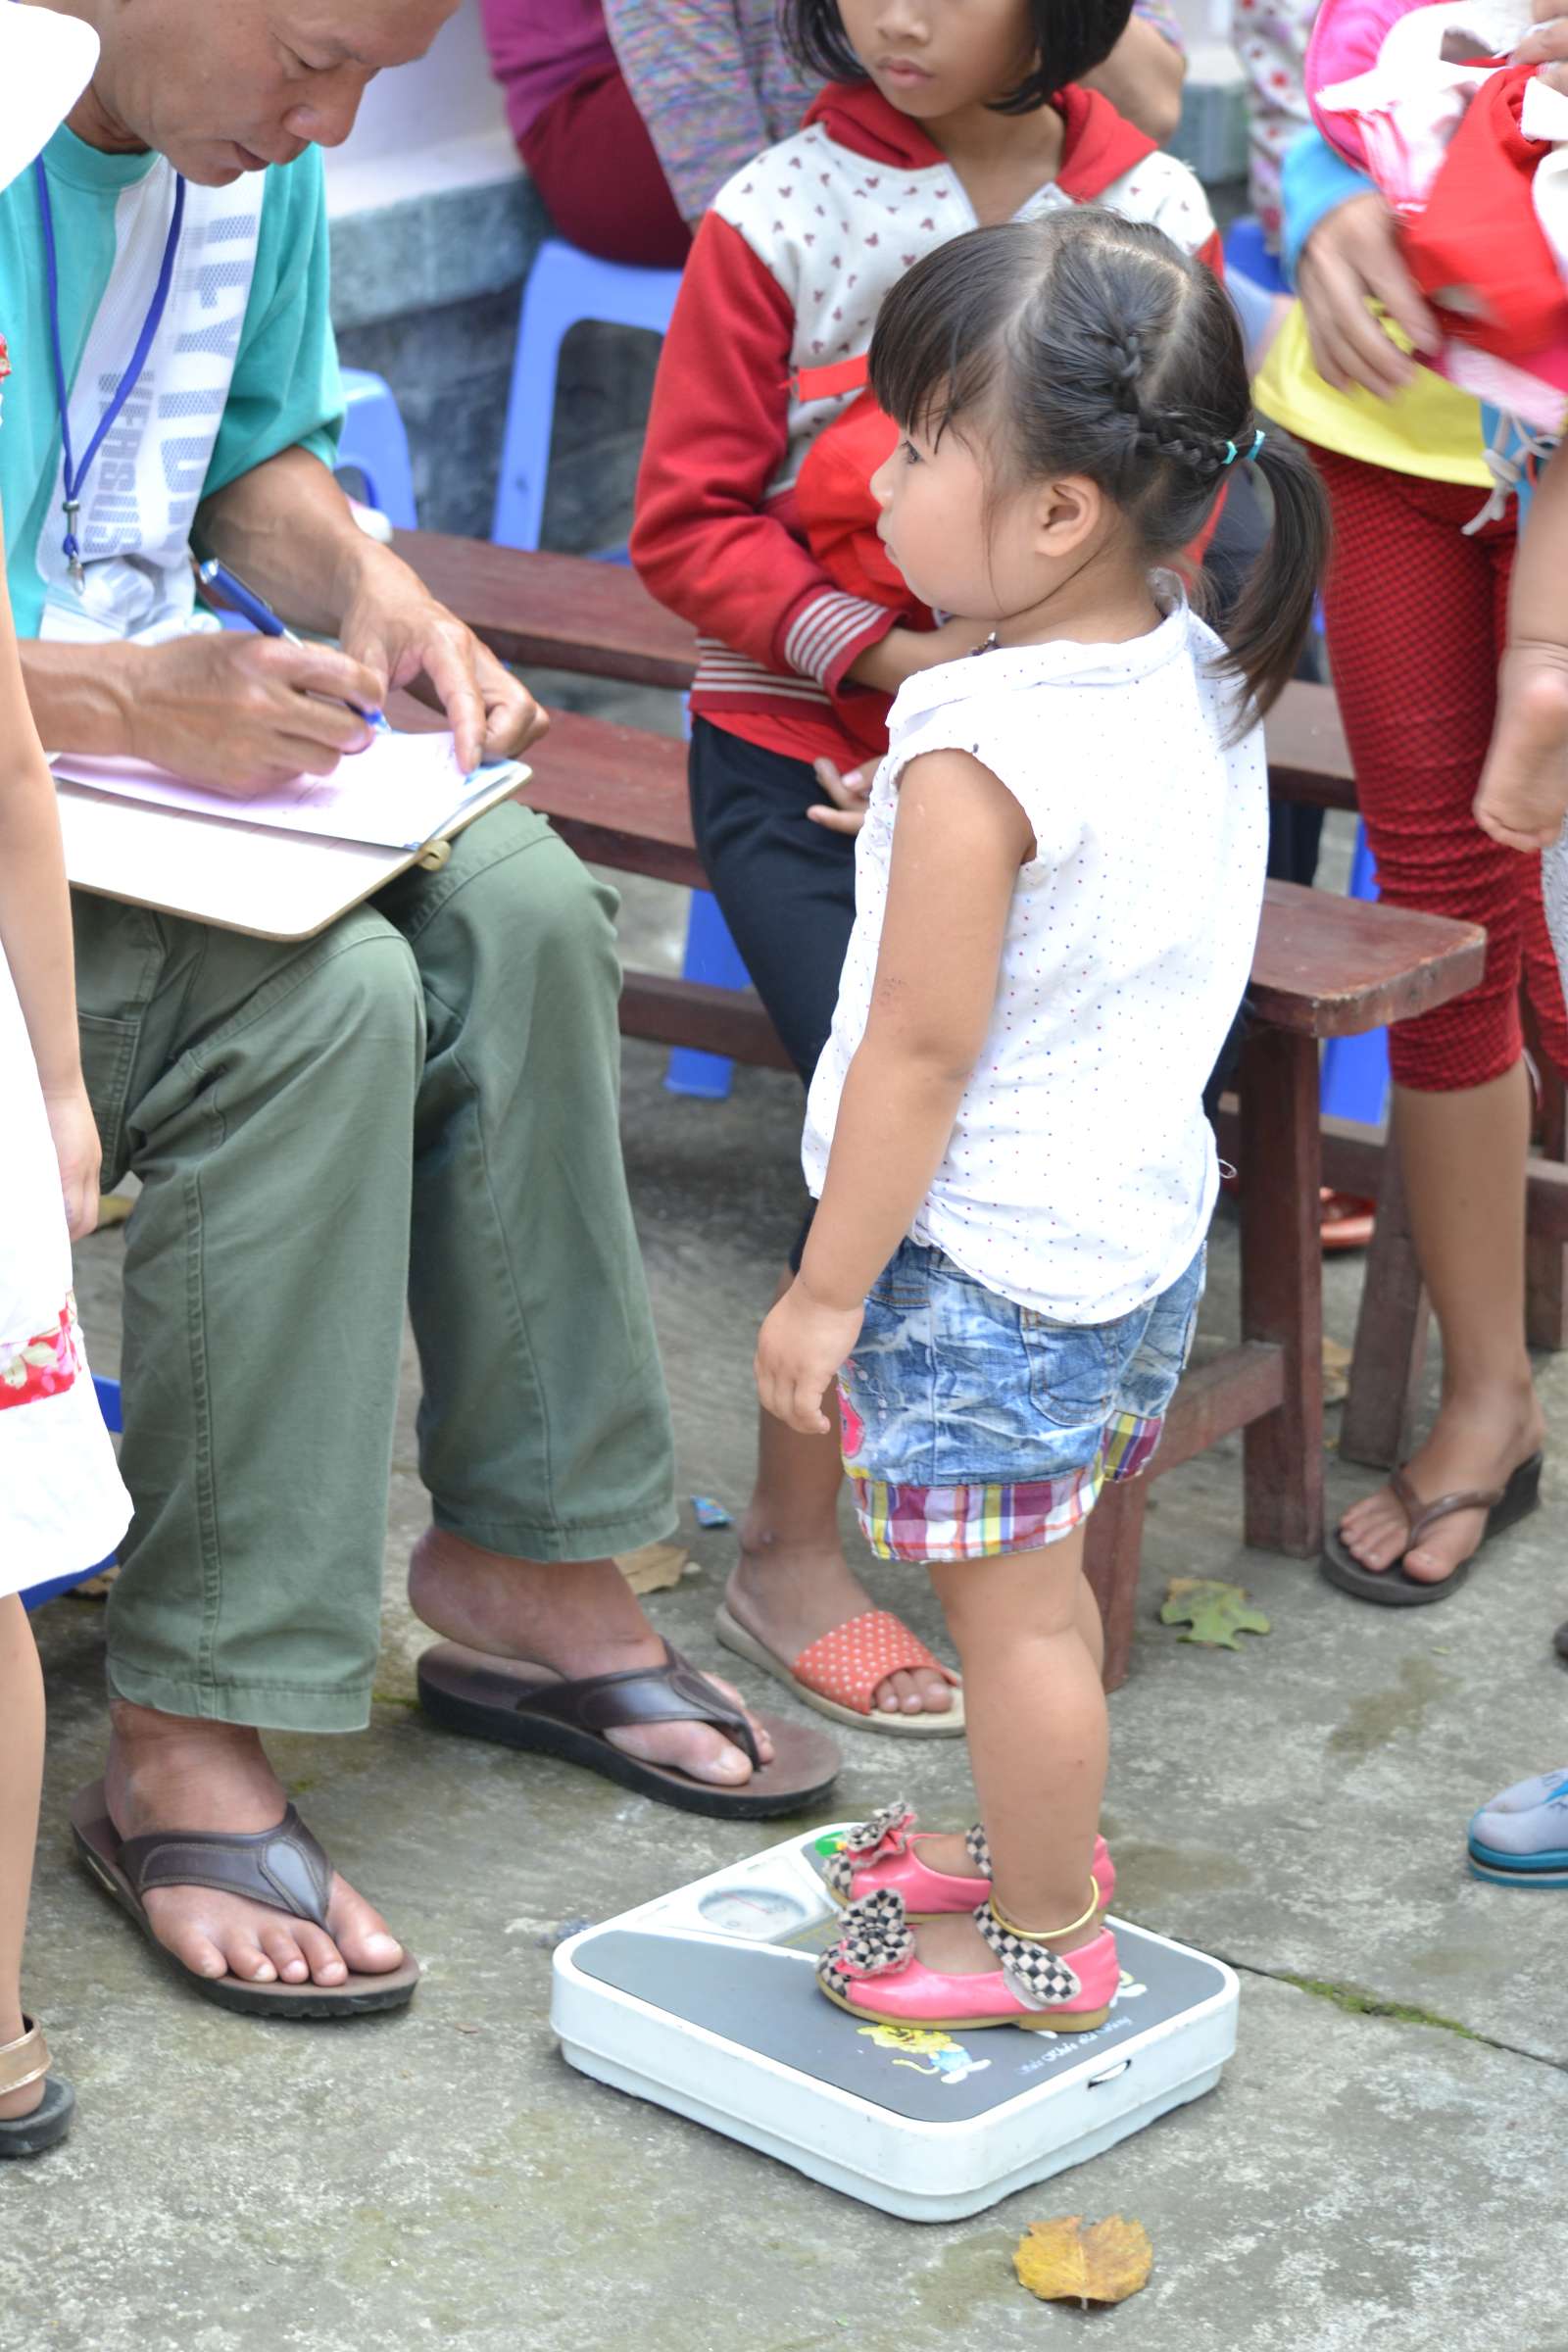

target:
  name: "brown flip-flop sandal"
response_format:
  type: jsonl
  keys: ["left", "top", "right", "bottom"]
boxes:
{"left": 416, "top": 1638, "right": 842, "bottom": 1820}
{"left": 1321, "top": 1451, "right": 1544, "bottom": 1606}
{"left": 70, "top": 1780, "right": 420, "bottom": 2020}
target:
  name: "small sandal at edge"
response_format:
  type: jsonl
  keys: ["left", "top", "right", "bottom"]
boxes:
{"left": 1320, "top": 1451, "right": 1544, "bottom": 1608}
{"left": 0, "top": 2019, "right": 74, "bottom": 2158}
{"left": 714, "top": 1602, "right": 965, "bottom": 1737}
{"left": 821, "top": 1798, "right": 1113, "bottom": 1919}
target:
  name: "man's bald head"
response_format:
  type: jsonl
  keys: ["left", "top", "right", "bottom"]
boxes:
{"left": 28, "top": 0, "right": 460, "bottom": 182}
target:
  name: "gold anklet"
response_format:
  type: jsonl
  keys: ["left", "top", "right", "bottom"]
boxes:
{"left": 987, "top": 1878, "right": 1101, "bottom": 1943}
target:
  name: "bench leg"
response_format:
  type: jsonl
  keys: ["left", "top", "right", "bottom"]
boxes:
{"left": 1239, "top": 1023, "right": 1324, "bottom": 1555}
{"left": 1084, "top": 1475, "right": 1147, "bottom": 1693}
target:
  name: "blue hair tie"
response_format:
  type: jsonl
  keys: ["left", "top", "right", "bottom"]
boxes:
{"left": 1223, "top": 428, "right": 1266, "bottom": 468}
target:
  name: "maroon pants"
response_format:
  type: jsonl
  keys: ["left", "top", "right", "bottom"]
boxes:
{"left": 1309, "top": 442, "right": 1568, "bottom": 1092}
{"left": 520, "top": 63, "right": 691, "bottom": 270}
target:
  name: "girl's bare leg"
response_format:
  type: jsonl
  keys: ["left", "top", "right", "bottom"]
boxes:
{"left": 0, "top": 1595, "right": 45, "bottom": 2119}
{"left": 912, "top": 1529, "right": 1107, "bottom": 1972}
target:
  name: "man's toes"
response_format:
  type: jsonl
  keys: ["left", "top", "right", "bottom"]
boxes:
{"left": 704, "top": 1671, "right": 774, "bottom": 1763}
{"left": 291, "top": 1919, "right": 351, "bottom": 1984}
{"left": 610, "top": 1719, "right": 755, "bottom": 1785}
{"left": 320, "top": 1884, "right": 402, "bottom": 1978}
{"left": 175, "top": 1926, "right": 235, "bottom": 1983}
{"left": 220, "top": 1935, "right": 277, "bottom": 1984}
{"left": 259, "top": 1923, "right": 311, "bottom": 1984}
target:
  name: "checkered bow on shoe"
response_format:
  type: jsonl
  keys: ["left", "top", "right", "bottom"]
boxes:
{"left": 816, "top": 1887, "right": 916, "bottom": 1999}
{"left": 822, "top": 1798, "right": 916, "bottom": 1900}
{"left": 974, "top": 1901, "right": 1083, "bottom": 2009}
{"left": 964, "top": 1825, "right": 991, "bottom": 1874}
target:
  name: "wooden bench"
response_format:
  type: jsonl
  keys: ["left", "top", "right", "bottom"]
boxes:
{"left": 399, "top": 533, "right": 1487, "bottom": 1687}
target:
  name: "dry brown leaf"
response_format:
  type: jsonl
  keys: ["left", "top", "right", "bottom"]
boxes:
{"left": 1321, "top": 1335, "right": 1352, "bottom": 1406}
{"left": 1013, "top": 2215, "right": 1153, "bottom": 2307}
{"left": 615, "top": 1541, "right": 692, "bottom": 1595}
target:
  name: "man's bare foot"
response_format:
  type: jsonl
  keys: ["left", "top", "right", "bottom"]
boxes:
{"left": 408, "top": 1529, "right": 774, "bottom": 1788}
{"left": 105, "top": 1703, "right": 407, "bottom": 1988}
{"left": 1336, "top": 1386, "right": 1545, "bottom": 1585}
{"left": 726, "top": 1531, "right": 956, "bottom": 1718}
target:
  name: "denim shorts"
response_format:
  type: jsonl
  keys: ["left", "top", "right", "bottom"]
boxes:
{"left": 837, "top": 1239, "right": 1206, "bottom": 1563}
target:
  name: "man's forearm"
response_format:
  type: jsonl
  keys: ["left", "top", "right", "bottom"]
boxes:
{"left": 19, "top": 638, "right": 136, "bottom": 757}
{"left": 195, "top": 444, "right": 391, "bottom": 635}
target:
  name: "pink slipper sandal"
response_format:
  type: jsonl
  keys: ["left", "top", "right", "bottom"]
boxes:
{"left": 714, "top": 1603, "right": 964, "bottom": 1738}
{"left": 822, "top": 1799, "right": 1113, "bottom": 1920}
{"left": 816, "top": 1887, "right": 1118, "bottom": 2033}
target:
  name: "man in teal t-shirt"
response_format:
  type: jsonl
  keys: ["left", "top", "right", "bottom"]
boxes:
{"left": 12, "top": 0, "right": 797, "bottom": 2023}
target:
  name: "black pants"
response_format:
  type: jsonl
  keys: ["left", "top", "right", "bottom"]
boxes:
{"left": 688, "top": 716, "right": 858, "bottom": 1087}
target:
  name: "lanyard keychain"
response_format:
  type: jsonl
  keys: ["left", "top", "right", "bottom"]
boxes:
{"left": 34, "top": 154, "right": 185, "bottom": 590}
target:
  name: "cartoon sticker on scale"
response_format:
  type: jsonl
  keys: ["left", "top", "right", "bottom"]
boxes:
{"left": 857, "top": 2024, "right": 992, "bottom": 2085}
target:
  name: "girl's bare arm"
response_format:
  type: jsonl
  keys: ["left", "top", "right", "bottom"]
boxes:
{"left": 756, "top": 749, "right": 1031, "bottom": 1433}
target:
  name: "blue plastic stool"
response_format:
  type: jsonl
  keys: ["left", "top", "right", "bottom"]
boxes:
{"left": 491, "top": 239, "right": 682, "bottom": 555}
{"left": 21, "top": 1376, "right": 123, "bottom": 1613}
{"left": 1319, "top": 824, "right": 1393, "bottom": 1125}
{"left": 489, "top": 239, "right": 753, "bottom": 1099}
{"left": 338, "top": 368, "right": 417, "bottom": 531}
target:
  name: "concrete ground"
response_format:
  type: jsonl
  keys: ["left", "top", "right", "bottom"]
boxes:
{"left": 7, "top": 845, "right": 1568, "bottom": 2352}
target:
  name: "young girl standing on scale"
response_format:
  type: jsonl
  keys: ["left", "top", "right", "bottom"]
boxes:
{"left": 756, "top": 208, "right": 1328, "bottom": 2030}
{"left": 633, "top": 0, "right": 1222, "bottom": 1740}
{"left": 0, "top": 0, "right": 132, "bottom": 2160}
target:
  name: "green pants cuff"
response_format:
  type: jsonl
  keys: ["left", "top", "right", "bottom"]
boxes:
{"left": 429, "top": 1499, "right": 680, "bottom": 1564}
{"left": 106, "top": 1659, "right": 374, "bottom": 1737}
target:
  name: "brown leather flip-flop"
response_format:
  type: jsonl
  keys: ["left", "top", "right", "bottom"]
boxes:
{"left": 70, "top": 1780, "right": 420, "bottom": 2020}
{"left": 1321, "top": 1450, "right": 1544, "bottom": 1606}
{"left": 416, "top": 1638, "right": 842, "bottom": 1819}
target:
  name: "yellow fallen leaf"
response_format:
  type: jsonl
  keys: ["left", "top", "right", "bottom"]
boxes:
{"left": 96, "top": 1193, "right": 134, "bottom": 1228}
{"left": 615, "top": 1541, "right": 691, "bottom": 1595}
{"left": 1013, "top": 2215, "right": 1153, "bottom": 2307}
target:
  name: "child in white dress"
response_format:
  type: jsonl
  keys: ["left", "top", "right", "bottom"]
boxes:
{"left": 757, "top": 206, "right": 1327, "bottom": 2029}
{"left": 0, "top": 5, "right": 132, "bottom": 2157}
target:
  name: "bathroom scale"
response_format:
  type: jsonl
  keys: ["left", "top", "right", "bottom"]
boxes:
{"left": 552, "top": 1824, "right": 1239, "bottom": 2221}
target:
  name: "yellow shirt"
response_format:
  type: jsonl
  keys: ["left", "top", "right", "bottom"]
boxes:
{"left": 1255, "top": 302, "right": 1489, "bottom": 486}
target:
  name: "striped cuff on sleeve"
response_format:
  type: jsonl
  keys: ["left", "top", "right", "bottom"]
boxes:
{"left": 780, "top": 589, "right": 894, "bottom": 690}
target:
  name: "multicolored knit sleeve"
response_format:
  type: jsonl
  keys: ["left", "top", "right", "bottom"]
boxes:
{"left": 1132, "top": 0, "right": 1187, "bottom": 53}
{"left": 605, "top": 0, "right": 813, "bottom": 225}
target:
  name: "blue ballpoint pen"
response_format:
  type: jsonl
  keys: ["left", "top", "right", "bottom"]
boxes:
{"left": 195, "top": 557, "right": 389, "bottom": 732}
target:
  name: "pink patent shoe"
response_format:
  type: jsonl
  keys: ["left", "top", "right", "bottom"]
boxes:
{"left": 823, "top": 1799, "right": 1114, "bottom": 1921}
{"left": 816, "top": 1886, "right": 1119, "bottom": 2033}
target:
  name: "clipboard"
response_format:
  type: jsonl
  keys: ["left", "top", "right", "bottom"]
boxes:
{"left": 56, "top": 763, "right": 531, "bottom": 941}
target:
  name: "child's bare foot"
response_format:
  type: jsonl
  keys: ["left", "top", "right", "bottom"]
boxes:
{"left": 726, "top": 1535, "right": 956, "bottom": 1718}
{"left": 1474, "top": 646, "right": 1568, "bottom": 851}
{"left": 913, "top": 1905, "right": 1102, "bottom": 1976}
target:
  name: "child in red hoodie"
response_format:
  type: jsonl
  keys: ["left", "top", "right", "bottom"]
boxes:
{"left": 632, "top": 0, "right": 1223, "bottom": 1732}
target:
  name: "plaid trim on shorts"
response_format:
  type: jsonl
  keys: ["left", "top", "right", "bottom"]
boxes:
{"left": 848, "top": 1410, "right": 1165, "bottom": 1563}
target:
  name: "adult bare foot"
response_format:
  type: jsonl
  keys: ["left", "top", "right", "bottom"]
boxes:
{"left": 408, "top": 1529, "right": 774, "bottom": 1788}
{"left": 725, "top": 1529, "right": 956, "bottom": 1718}
{"left": 1335, "top": 1387, "right": 1545, "bottom": 1586}
{"left": 104, "top": 1702, "right": 407, "bottom": 1989}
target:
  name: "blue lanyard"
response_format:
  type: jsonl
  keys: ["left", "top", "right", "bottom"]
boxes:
{"left": 34, "top": 154, "right": 186, "bottom": 589}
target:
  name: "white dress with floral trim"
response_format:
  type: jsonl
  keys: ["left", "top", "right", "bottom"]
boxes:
{"left": 0, "top": 917, "right": 131, "bottom": 1596}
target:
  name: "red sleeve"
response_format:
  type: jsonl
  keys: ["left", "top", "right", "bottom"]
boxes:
{"left": 630, "top": 211, "right": 895, "bottom": 688}
{"left": 1198, "top": 226, "right": 1224, "bottom": 281}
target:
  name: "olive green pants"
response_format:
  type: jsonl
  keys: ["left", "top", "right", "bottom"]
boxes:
{"left": 75, "top": 803, "right": 675, "bottom": 1732}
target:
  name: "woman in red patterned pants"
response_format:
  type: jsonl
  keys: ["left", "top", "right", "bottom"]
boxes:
{"left": 1276, "top": 192, "right": 1560, "bottom": 1601}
